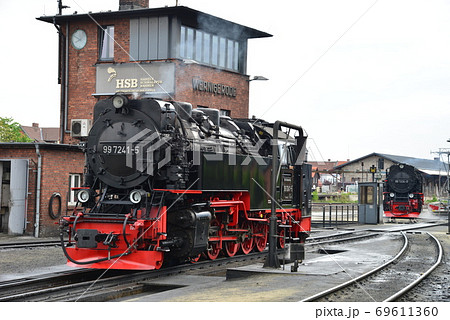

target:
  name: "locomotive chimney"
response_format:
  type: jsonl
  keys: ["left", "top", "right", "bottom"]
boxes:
{"left": 119, "top": 0, "right": 149, "bottom": 10}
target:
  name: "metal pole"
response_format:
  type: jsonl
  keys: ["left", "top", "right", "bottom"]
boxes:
{"left": 335, "top": 205, "right": 338, "bottom": 226}
{"left": 265, "top": 121, "right": 281, "bottom": 268}
{"left": 329, "top": 206, "right": 332, "bottom": 227}
{"left": 323, "top": 206, "right": 326, "bottom": 228}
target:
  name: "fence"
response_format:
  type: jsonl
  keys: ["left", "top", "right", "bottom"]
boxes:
{"left": 311, "top": 203, "right": 358, "bottom": 228}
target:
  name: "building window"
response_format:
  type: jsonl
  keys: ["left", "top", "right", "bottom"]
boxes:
{"left": 99, "top": 25, "right": 114, "bottom": 60}
{"left": 203, "top": 33, "right": 210, "bottom": 64}
{"left": 218, "top": 37, "right": 226, "bottom": 68}
{"left": 195, "top": 30, "right": 203, "bottom": 62}
{"left": 68, "top": 174, "right": 81, "bottom": 206}
{"left": 180, "top": 26, "right": 241, "bottom": 72}
{"left": 211, "top": 35, "right": 218, "bottom": 65}
{"left": 220, "top": 109, "right": 231, "bottom": 117}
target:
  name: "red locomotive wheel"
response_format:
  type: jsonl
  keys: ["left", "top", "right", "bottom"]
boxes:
{"left": 207, "top": 219, "right": 221, "bottom": 260}
{"left": 239, "top": 221, "right": 254, "bottom": 255}
{"left": 207, "top": 242, "right": 221, "bottom": 260}
{"left": 278, "top": 228, "right": 286, "bottom": 249}
{"left": 188, "top": 254, "right": 201, "bottom": 263}
{"left": 224, "top": 241, "right": 240, "bottom": 257}
{"left": 253, "top": 222, "right": 268, "bottom": 252}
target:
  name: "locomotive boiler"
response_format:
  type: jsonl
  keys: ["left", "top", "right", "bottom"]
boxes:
{"left": 383, "top": 163, "right": 424, "bottom": 219}
{"left": 60, "top": 95, "right": 312, "bottom": 270}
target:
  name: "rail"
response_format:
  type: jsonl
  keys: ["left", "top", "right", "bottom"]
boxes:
{"left": 300, "top": 231, "right": 443, "bottom": 302}
{"left": 300, "top": 232, "right": 409, "bottom": 302}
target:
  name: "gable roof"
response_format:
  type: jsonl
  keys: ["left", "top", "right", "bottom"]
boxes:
{"left": 21, "top": 124, "right": 60, "bottom": 143}
{"left": 334, "top": 152, "right": 448, "bottom": 176}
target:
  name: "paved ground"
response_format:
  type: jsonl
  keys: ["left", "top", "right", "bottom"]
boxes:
{"left": 0, "top": 208, "right": 448, "bottom": 303}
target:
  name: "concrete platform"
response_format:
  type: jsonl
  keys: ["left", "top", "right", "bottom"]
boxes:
{"left": 124, "top": 232, "right": 403, "bottom": 302}
{"left": 0, "top": 211, "right": 448, "bottom": 302}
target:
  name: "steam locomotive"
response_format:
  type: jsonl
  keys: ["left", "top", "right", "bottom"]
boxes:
{"left": 60, "top": 94, "right": 312, "bottom": 270}
{"left": 383, "top": 163, "right": 424, "bottom": 219}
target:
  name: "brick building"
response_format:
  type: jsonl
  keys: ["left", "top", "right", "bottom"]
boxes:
{"left": 0, "top": 144, "right": 83, "bottom": 236}
{"left": 37, "top": 0, "right": 271, "bottom": 144}
{"left": 0, "top": 1, "right": 270, "bottom": 237}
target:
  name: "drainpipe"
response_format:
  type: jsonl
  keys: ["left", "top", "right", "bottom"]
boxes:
{"left": 34, "top": 143, "right": 42, "bottom": 238}
{"left": 64, "top": 22, "right": 70, "bottom": 139}
{"left": 53, "top": 18, "right": 69, "bottom": 143}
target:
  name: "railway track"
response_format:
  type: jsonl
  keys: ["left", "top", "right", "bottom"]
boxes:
{"left": 0, "top": 230, "right": 375, "bottom": 301}
{"left": 0, "top": 250, "right": 266, "bottom": 302}
{"left": 0, "top": 240, "right": 60, "bottom": 250}
{"left": 301, "top": 231, "right": 443, "bottom": 302}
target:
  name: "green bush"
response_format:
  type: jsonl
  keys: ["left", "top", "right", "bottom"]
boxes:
{"left": 312, "top": 190, "right": 319, "bottom": 201}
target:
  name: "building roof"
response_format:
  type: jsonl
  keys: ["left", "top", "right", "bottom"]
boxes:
{"left": 21, "top": 124, "right": 60, "bottom": 143}
{"left": 334, "top": 152, "right": 449, "bottom": 176}
{"left": 37, "top": 5, "right": 272, "bottom": 40}
{"left": 308, "top": 160, "right": 348, "bottom": 172}
{"left": 0, "top": 142, "right": 81, "bottom": 152}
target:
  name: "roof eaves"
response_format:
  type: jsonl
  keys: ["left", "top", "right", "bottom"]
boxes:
{"left": 37, "top": 6, "right": 272, "bottom": 39}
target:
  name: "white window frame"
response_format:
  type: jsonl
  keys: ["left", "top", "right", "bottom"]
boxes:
{"left": 68, "top": 174, "right": 82, "bottom": 206}
{"left": 99, "top": 25, "right": 115, "bottom": 61}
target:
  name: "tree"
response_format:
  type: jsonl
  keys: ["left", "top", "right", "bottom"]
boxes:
{"left": 0, "top": 117, "right": 33, "bottom": 142}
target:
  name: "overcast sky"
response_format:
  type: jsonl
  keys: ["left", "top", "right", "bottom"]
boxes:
{"left": 1, "top": 0, "right": 449, "bottom": 162}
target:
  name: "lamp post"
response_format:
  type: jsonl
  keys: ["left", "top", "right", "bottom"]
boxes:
{"left": 248, "top": 76, "right": 269, "bottom": 82}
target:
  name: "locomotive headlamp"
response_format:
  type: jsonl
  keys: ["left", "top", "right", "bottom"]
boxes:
{"left": 112, "top": 94, "right": 128, "bottom": 109}
{"left": 130, "top": 189, "right": 147, "bottom": 204}
{"left": 409, "top": 193, "right": 414, "bottom": 198}
{"left": 77, "top": 189, "right": 90, "bottom": 203}
{"left": 390, "top": 193, "right": 395, "bottom": 198}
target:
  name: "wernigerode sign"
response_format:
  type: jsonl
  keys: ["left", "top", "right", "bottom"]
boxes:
{"left": 192, "top": 78, "right": 237, "bottom": 98}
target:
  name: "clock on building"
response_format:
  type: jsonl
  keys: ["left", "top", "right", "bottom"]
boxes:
{"left": 71, "top": 29, "right": 87, "bottom": 50}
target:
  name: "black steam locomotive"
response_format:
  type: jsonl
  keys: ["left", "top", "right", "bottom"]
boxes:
{"left": 383, "top": 163, "right": 424, "bottom": 219}
{"left": 60, "top": 95, "right": 312, "bottom": 269}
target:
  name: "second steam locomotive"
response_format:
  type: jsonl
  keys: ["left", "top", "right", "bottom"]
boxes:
{"left": 60, "top": 95, "right": 312, "bottom": 270}
{"left": 383, "top": 163, "right": 424, "bottom": 219}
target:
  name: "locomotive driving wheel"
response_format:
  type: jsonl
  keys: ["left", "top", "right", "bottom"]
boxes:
{"left": 239, "top": 220, "right": 254, "bottom": 254}
{"left": 223, "top": 229, "right": 240, "bottom": 257}
{"left": 277, "top": 228, "right": 286, "bottom": 249}
{"left": 206, "top": 219, "right": 221, "bottom": 260}
{"left": 188, "top": 254, "right": 202, "bottom": 263}
{"left": 224, "top": 239, "right": 240, "bottom": 257}
{"left": 253, "top": 222, "right": 268, "bottom": 252}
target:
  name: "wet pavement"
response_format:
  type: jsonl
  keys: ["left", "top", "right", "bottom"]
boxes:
{"left": 0, "top": 208, "right": 448, "bottom": 302}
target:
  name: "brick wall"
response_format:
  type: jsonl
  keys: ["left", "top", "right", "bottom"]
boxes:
{"left": 63, "top": 17, "right": 250, "bottom": 144}
{"left": 38, "top": 148, "right": 84, "bottom": 236}
{"left": 174, "top": 61, "right": 250, "bottom": 118}
{"left": 0, "top": 145, "right": 83, "bottom": 237}
{"left": 64, "top": 17, "right": 131, "bottom": 144}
